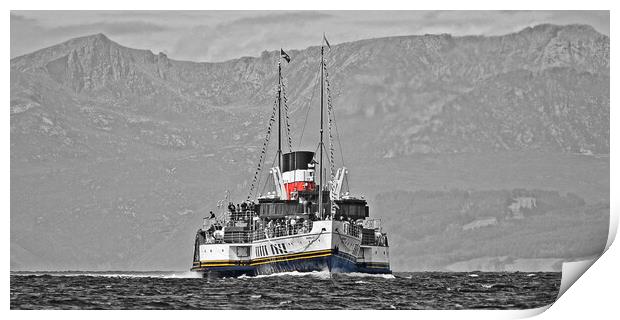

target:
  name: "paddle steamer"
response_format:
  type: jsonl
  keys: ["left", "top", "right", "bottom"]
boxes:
{"left": 191, "top": 37, "right": 391, "bottom": 277}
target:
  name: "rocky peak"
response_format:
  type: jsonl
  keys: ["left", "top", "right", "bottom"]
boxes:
{"left": 519, "top": 23, "right": 601, "bottom": 38}
{"left": 10, "top": 24, "right": 610, "bottom": 155}
{"left": 11, "top": 33, "right": 171, "bottom": 93}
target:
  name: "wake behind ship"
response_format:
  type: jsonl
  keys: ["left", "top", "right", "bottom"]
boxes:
{"left": 191, "top": 37, "right": 391, "bottom": 278}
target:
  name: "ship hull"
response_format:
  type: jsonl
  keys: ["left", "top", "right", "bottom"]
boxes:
{"left": 192, "top": 220, "right": 391, "bottom": 278}
{"left": 192, "top": 250, "right": 389, "bottom": 278}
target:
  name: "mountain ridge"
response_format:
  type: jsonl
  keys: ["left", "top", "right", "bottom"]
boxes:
{"left": 11, "top": 23, "right": 607, "bottom": 64}
{"left": 11, "top": 23, "right": 610, "bottom": 157}
{"left": 10, "top": 24, "right": 610, "bottom": 271}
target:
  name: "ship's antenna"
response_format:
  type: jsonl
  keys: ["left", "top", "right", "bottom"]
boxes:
{"left": 318, "top": 43, "right": 325, "bottom": 220}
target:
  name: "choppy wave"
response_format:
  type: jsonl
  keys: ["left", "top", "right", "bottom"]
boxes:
{"left": 163, "top": 271, "right": 203, "bottom": 279}
{"left": 338, "top": 272, "right": 396, "bottom": 279}
{"left": 11, "top": 272, "right": 561, "bottom": 310}
{"left": 11, "top": 270, "right": 404, "bottom": 280}
{"left": 239, "top": 270, "right": 332, "bottom": 280}
{"left": 236, "top": 270, "right": 395, "bottom": 280}
{"left": 11, "top": 271, "right": 202, "bottom": 279}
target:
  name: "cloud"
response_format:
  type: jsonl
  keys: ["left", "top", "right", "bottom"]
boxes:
{"left": 171, "top": 11, "right": 333, "bottom": 61}
{"left": 220, "top": 11, "right": 332, "bottom": 27}
{"left": 343, "top": 10, "right": 608, "bottom": 40}
{"left": 10, "top": 12, "right": 170, "bottom": 57}
{"left": 50, "top": 21, "right": 169, "bottom": 36}
{"left": 11, "top": 11, "right": 610, "bottom": 61}
{"left": 11, "top": 13, "right": 49, "bottom": 57}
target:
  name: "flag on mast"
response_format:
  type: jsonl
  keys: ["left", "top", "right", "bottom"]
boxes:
{"left": 323, "top": 33, "right": 331, "bottom": 49}
{"left": 280, "top": 49, "right": 291, "bottom": 63}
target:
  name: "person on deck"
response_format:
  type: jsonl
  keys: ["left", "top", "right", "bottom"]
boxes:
{"left": 289, "top": 218, "right": 296, "bottom": 235}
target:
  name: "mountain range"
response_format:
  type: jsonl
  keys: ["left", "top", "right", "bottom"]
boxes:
{"left": 11, "top": 24, "right": 609, "bottom": 271}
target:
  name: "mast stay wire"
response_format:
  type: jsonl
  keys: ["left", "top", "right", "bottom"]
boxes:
{"left": 323, "top": 59, "right": 336, "bottom": 179}
{"left": 250, "top": 46, "right": 350, "bottom": 200}
{"left": 322, "top": 46, "right": 349, "bottom": 193}
{"left": 247, "top": 94, "right": 279, "bottom": 201}
{"left": 331, "top": 101, "right": 350, "bottom": 192}
{"left": 297, "top": 56, "right": 322, "bottom": 149}
{"left": 281, "top": 77, "right": 293, "bottom": 152}
{"left": 260, "top": 152, "right": 279, "bottom": 197}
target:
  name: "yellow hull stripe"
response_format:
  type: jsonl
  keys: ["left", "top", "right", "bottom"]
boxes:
{"left": 195, "top": 249, "right": 335, "bottom": 269}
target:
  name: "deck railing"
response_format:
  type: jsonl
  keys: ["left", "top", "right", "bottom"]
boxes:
{"left": 199, "top": 220, "right": 315, "bottom": 243}
{"left": 252, "top": 221, "right": 313, "bottom": 241}
{"left": 362, "top": 219, "right": 382, "bottom": 231}
{"left": 201, "top": 218, "right": 379, "bottom": 245}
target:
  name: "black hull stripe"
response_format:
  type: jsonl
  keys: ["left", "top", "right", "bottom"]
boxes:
{"left": 190, "top": 253, "right": 392, "bottom": 275}
{"left": 192, "top": 253, "right": 331, "bottom": 269}
{"left": 252, "top": 249, "right": 332, "bottom": 263}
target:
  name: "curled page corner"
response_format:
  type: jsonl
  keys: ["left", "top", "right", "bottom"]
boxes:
{"left": 507, "top": 305, "right": 552, "bottom": 319}
{"left": 462, "top": 305, "right": 552, "bottom": 320}
{"left": 557, "top": 258, "right": 597, "bottom": 299}
{"left": 605, "top": 205, "right": 618, "bottom": 251}
{"left": 556, "top": 205, "right": 617, "bottom": 300}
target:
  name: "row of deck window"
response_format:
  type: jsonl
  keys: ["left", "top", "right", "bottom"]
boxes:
{"left": 254, "top": 243, "right": 289, "bottom": 257}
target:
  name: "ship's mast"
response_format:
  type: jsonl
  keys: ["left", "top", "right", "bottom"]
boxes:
{"left": 277, "top": 59, "right": 282, "bottom": 169}
{"left": 318, "top": 45, "right": 324, "bottom": 220}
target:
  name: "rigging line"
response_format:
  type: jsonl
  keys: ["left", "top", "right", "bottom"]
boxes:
{"left": 321, "top": 50, "right": 348, "bottom": 191}
{"left": 260, "top": 152, "right": 279, "bottom": 197}
{"left": 332, "top": 110, "right": 350, "bottom": 192}
{"left": 247, "top": 95, "right": 278, "bottom": 200}
{"left": 331, "top": 110, "right": 346, "bottom": 167}
{"left": 323, "top": 60, "right": 336, "bottom": 179}
{"left": 281, "top": 79, "right": 293, "bottom": 152}
{"left": 255, "top": 150, "right": 267, "bottom": 198}
{"left": 297, "top": 58, "right": 322, "bottom": 148}
{"left": 318, "top": 142, "right": 332, "bottom": 189}
{"left": 259, "top": 142, "right": 279, "bottom": 196}
{"left": 256, "top": 103, "right": 277, "bottom": 198}
{"left": 334, "top": 229, "right": 357, "bottom": 252}
{"left": 313, "top": 142, "right": 321, "bottom": 160}
{"left": 312, "top": 141, "right": 322, "bottom": 191}
{"left": 320, "top": 142, "right": 336, "bottom": 175}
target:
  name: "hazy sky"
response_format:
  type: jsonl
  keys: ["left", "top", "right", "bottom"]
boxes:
{"left": 11, "top": 10, "right": 609, "bottom": 62}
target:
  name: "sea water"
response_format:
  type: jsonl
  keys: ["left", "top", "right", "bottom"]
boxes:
{"left": 10, "top": 271, "right": 560, "bottom": 309}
